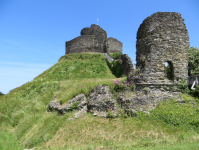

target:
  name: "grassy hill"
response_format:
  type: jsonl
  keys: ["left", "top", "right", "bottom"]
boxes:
{"left": 1, "top": 53, "right": 199, "bottom": 150}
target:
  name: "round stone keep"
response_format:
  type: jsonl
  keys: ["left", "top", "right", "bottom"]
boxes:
{"left": 135, "top": 12, "right": 190, "bottom": 84}
{"left": 81, "top": 24, "right": 107, "bottom": 43}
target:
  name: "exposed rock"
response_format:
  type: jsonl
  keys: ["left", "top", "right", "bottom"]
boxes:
{"left": 48, "top": 96, "right": 63, "bottom": 114}
{"left": 63, "top": 93, "right": 87, "bottom": 112}
{"left": 48, "top": 94, "right": 87, "bottom": 117}
{"left": 87, "top": 85, "right": 119, "bottom": 117}
{"left": 48, "top": 84, "right": 181, "bottom": 119}
{"left": 48, "top": 85, "right": 120, "bottom": 118}
{"left": 117, "top": 88, "right": 181, "bottom": 114}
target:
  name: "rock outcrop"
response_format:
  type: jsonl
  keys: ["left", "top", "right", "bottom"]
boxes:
{"left": 48, "top": 94, "right": 87, "bottom": 119}
{"left": 48, "top": 85, "right": 119, "bottom": 118}
{"left": 87, "top": 85, "right": 119, "bottom": 117}
{"left": 48, "top": 84, "right": 181, "bottom": 119}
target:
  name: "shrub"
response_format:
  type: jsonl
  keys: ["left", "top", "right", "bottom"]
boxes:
{"left": 111, "top": 79, "right": 130, "bottom": 93}
{"left": 110, "top": 52, "right": 122, "bottom": 60}
{"left": 177, "top": 78, "right": 190, "bottom": 94}
{"left": 191, "top": 85, "right": 199, "bottom": 98}
{"left": 106, "top": 59, "right": 123, "bottom": 78}
{"left": 188, "top": 47, "right": 199, "bottom": 75}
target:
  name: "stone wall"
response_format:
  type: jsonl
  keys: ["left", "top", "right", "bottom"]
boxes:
{"left": 118, "top": 84, "right": 181, "bottom": 113}
{"left": 108, "top": 37, "right": 123, "bottom": 53}
{"left": 66, "top": 35, "right": 96, "bottom": 54}
{"left": 135, "top": 12, "right": 190, "bottom": 84}
{"left": 81, "top": 24, "right": 107, "bottom": 43}
{"left": 65, "top": 24, "right": 123, "bottom": 54}
{"left": 121, "top": 54, "right": 135, "bottom": 76}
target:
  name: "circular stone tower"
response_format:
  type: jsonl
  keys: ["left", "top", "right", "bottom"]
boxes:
{"left": 135, "top": 12, "right": 190, "bottom": 84}
{"left": 81, "top": 24, "right": 107, "bottom": 52}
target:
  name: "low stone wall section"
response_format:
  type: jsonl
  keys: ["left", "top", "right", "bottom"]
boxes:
{"left": 108, "top": 37, "right": 123, "bottom": 53}
{"left": 118, "top": 83, "right": 181, "bottom": 114}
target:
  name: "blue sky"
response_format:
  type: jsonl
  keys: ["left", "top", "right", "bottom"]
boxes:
{"left": 0, "top": 0, "right": 199, "bottom": 94}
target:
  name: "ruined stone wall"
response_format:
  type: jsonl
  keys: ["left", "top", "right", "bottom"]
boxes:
{"left": 118, "top": 84, "right": 181, "bottom": 113}
{"left": 135, "top": 12, "right": 190, "bottom": 84}
{"left": 121, "top": 54, "right": 135, "bottom": 76}
{"left": 66, "top": 35, "right": 102, "bottom": 54}
{"left": 108, "top": 37, "right": 123, "bottom": 53}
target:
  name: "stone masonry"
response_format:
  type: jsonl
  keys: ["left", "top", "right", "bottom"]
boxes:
{"left": 65, "top": 24, "right": 123, "bottom": 54}
{"left": 127, "top": 12, "right": 190, "bottom": 109}
{"left": 107, "top": 37, "right": 123, "bottom": 53}
{"left": 133, "top": 12, "right": 190, "bottom": 85}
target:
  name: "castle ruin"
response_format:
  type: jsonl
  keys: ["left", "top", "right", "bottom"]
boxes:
{"left": 128, "top": 12, "right": 189, "bottom": 85}
{"left": 124, "top": 12, "right": 190, "bottom": 112}
{"left": 51, "top": 12, "right": 191, "bottom": 117}
{"left": 65, "top": 24, "right": 123, "bottom": 54}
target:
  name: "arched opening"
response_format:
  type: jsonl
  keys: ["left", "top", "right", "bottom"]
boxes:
{"left": 165, "top": 61, "right": 174, "bottom": 81}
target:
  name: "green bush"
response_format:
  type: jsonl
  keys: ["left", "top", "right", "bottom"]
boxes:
{"left": 106, "top": 59, "right": 123, "bottom": 78}
{"left": 191, "top": 85, "right": 199, "bottom": 98}
{"left": 109, "top": 52, "right": 122, "bottom": 60}
{"left": 188, "top": 47, "right": 199, "bottom": 75}
{"left": 177, "top": 78, "right": 190, "bottom": 94}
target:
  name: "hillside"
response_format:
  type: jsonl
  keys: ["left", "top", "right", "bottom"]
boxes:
{"left": 1, "top": 53, "right": 199, "bottom": 150}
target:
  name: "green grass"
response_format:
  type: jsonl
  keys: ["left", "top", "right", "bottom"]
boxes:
{"left": 34, "top": 53, "right": 115, "bottom": 82}
{"left": 1, "top": 53, "right": 199, "bottom": 150}
{"left": 0, "top": 131, "right": 22, "bottom": 150}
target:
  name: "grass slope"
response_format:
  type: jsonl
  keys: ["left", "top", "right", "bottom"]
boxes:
{"left": 0, "top": 53, "right": 199, "bottom": 150}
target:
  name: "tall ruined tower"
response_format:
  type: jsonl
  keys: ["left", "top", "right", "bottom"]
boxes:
{"left": 135, "top": 12, "right": 190, "bottom": 84}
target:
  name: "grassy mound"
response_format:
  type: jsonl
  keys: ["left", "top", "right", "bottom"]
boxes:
{"left": 34, "top": 53, "right": 115, "bottom": 82}
{"left": 1, "top": 53, "right": 199, "bottom": 150}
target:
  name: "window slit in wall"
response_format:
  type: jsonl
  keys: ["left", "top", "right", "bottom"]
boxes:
{"left": 165, "top": 61, "right": 174, "bottom": 81}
